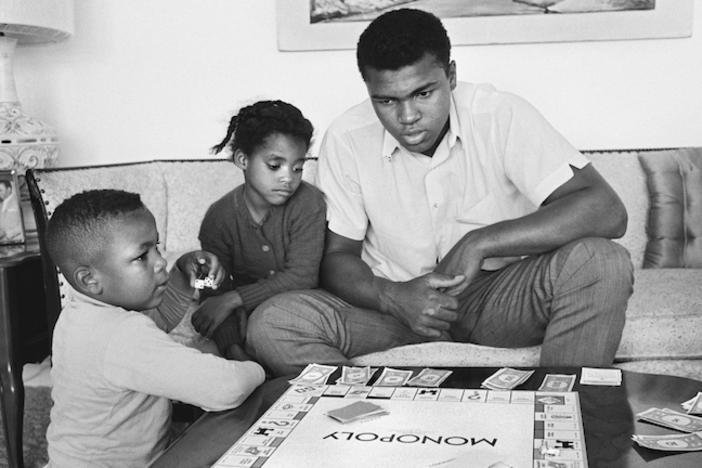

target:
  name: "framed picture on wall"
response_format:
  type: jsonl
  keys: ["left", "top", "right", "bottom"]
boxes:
{"left": 0, "top": 170, "right": 25, "bottom": 245}
{"left": 276, "top": 0, "right": 694, "bottom": 51}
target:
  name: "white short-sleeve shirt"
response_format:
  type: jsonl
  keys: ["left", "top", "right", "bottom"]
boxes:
{"left": 317, "top": 82, "right": 589, "bottom": 281}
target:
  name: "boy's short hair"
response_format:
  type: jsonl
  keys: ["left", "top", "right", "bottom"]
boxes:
{"left": 46, "top": 189, "right": 146, "bottom": 271}
{"left": 356, "top": 8, "right": 451, "bottom": 80}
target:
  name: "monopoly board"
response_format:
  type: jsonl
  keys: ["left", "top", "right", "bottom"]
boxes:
{"left": 212, "top": 384, "right": 589, "bottom": 468}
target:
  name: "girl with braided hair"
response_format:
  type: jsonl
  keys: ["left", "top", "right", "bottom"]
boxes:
{"left": 191, "top": 100, "right": 326, "bottom": 362}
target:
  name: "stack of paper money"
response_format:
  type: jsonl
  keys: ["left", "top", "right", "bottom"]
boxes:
{"left": 579, "top": 367, "right": 622, "bottom": 386}
{"left": 481, "top": 368, "right": 534, "bottom": 390}
{"left": 634, "top": 407, "right": 702, "bottom": 452}
{"left": 632, "top": 431, "right": 702, "bottom": 452}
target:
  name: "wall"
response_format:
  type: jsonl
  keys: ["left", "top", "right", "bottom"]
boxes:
{"left": 12, "top": 0, "right": 702, "bottom": 167}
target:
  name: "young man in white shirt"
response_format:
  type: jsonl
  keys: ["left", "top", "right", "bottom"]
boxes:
{"left": 247, "top": 8, "right": 633, "bottom": 377}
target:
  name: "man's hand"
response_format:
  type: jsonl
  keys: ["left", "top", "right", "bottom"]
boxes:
{"left": 191, "top": 291, "right": 243, "bottom": 338}
{"left": 435, "top": 232, "right": 485, "bottom": 295}
{"left": 379, "top": 273, "right": 465, "bottom": 338}
{"left": 177, "top": 250, "right": 226, "bottom": 290}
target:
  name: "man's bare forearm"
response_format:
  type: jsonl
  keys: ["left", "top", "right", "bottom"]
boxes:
{"left": 320, "top": 252, "right": 391, "bottom": 312}
{"left": 481, "top": 189, "right": 623, "bottom": 258}
{"left": 438, "top": 173, "right": 627, "bottom": 277}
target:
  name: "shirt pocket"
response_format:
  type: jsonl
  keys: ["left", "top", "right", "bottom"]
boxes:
{"left": 455, "top": 193, "right": 502, "bottom": 230}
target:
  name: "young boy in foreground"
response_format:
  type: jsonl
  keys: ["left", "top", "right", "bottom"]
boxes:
{"left": 44, "top": 189, "right": 265, "bottom": 468}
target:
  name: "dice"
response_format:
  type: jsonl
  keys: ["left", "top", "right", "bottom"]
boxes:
{"left": 194, "top": 276, "right": 216, "bottom": 290}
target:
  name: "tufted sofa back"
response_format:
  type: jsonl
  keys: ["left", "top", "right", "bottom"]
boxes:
{"left": 27, "top": 149, "right": 675, "bottom": 336}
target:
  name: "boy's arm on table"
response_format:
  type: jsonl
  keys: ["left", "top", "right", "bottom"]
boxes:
{"left": 104, "top": 316, "right": 265, "bottom": 411}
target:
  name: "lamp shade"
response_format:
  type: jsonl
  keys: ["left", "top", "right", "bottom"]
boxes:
{"left": 0, "top": 0, "right": 74, "bottom": 44}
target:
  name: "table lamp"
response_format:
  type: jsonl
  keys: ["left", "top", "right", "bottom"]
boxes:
{"left": 0, "top": 0, "right": 73, "bottom": 172}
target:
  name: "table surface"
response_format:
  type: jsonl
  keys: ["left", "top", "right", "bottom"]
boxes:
{"left": 150, "top": 367, "right": 702, "bottom": 468}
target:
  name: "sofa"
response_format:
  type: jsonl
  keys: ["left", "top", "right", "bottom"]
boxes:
{"left": 27, "top": 148, "right": 702, "bottom": 382}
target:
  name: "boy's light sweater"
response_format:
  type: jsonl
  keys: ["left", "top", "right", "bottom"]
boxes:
{"left": 46, "top": 268, "right": 265, "bottom": 468}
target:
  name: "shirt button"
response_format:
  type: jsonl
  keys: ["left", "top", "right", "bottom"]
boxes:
{"left": 262, "top": 245, "right": 270, "bottom": 252}
{"left": 433, "top": 203, "right": 438, "bottom": 208}
{"left": 269, "top": 270, "right": 276, "bottom": 276}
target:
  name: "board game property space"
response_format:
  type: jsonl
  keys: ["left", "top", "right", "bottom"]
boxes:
{"left": 212, "top": 384, "right": 588, "bottom": 468}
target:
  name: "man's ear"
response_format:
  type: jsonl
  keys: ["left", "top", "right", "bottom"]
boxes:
{"left": 73, "top": 266, "right": 102, "bottom": 296}
{"left": 447, "top": 60, "right": 457, "bottom": 90}
{"left": 233, "top": 149, "right": 248, "bottom": 171}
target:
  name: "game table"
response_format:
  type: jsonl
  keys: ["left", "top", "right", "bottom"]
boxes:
{"left": 149, "top": 367, "right": 702, "bottom": 468}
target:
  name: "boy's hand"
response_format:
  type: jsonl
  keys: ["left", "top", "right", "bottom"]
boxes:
{"left": 177, "top": 250, "right": 226, "bottom": 290}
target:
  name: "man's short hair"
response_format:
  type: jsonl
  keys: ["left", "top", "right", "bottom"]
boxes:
{"left": 356, "top": 8, "right": 451, "bottom": 80}
{"left": 46, "top": 189, "right": 146, "bottom": 270}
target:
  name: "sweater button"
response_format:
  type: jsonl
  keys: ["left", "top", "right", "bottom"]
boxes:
{"left": 261, "top": 245, "right": 270, "bottom": 252}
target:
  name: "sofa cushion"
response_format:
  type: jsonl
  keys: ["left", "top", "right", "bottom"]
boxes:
{"left": 586, "top": 150, "right": 648, "bottom": 268}
{"left": 638, "top": 148, "right": 702, "bottom": 268}
{"left": 616, "top": 268, "right": 702, "bottom": 361}
{"left": 351, "top": 342, "right": 541, "bottom": 367}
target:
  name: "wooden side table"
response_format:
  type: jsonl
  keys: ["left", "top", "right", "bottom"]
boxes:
{"left": 0, "top": 241, "right": 50, "bottom": 468}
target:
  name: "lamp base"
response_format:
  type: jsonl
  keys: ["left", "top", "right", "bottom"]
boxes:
{"left": 0, "top": 36, "right": 61, "bottom": 242}
{"left": 0, "top": 102, "right": 59, "bottom": 171}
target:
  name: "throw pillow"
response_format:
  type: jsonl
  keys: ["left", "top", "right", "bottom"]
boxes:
{"left": 638, "top": 148, "right": 702, "bottom": 268}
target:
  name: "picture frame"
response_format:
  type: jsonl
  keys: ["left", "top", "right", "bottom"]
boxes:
{"left": 276, "top": 0, "right": 694, "bottom": 51}
{"left": 0, "top": 170, "right": 26, "bottom": 245}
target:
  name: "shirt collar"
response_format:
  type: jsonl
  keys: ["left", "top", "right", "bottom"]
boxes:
{"left": 68, "top": 287, "right": 121, "bottom": 310}
{"left": 381, "top": 93, "right": 461, "bottom": 160}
